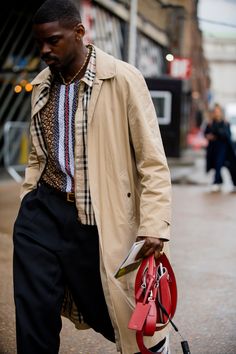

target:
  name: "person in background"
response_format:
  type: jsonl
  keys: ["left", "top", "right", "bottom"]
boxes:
{"left": 204, "top": 103, "right": 236, "bottom": 192}
{"left": 12, "top": 0, "right": 172, "bottom": 353}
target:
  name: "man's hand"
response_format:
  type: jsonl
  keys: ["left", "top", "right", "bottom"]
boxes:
{"left": 135, "top": 236, "right": 165, "bottom": 260}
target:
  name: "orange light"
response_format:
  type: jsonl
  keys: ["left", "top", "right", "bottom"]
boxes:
{"left": 25, "top": 83, "right": 33, "bottom": 92}
{"left": 14, "top": 85, "right": 22, "bottom": 93}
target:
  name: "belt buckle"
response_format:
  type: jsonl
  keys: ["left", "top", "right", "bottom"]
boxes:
{"left": 67, "top": 192, "right": 75, "bottom": 202}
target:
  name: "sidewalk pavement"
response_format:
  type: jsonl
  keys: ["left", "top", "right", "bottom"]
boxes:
{"left": 169, "top": 148, "right": 234, "bottom": 191}
{"left": 168, "top": 148, "right": 209, "bottom": 185}
{"left": 1, "top": 148, "right": 236, "bottom": 353}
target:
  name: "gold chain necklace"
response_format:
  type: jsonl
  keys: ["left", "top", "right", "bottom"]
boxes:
{"left": 59, "top": 47, "right": 91, "bottom": 85}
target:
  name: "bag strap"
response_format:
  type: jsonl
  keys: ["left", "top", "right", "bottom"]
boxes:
{"left": 136, "top": 300, "right": 158, "bottom": 353}
{"left": 135, "top": 255, "right": 164, "bottom": 354}
{"left": 136, "top": 330, "right": 155, "bottom": 354}
{"left": 129, "top": 253, "right": 178, "bottom": 354}
{"left": 135, "top": 253, "right": 177, "bottom": 322}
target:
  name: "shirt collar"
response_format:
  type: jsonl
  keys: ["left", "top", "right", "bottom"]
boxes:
{"left": 81, "top": 44, "right": 96, "bottom": 88}
{"left": 31, "top": 44, "right": 117, "bottom": 88}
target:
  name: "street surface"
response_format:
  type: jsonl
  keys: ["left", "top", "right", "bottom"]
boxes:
{"left": 1, "top": 155, "right": 236, "bottom": 353}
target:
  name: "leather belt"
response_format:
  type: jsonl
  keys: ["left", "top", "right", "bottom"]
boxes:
{"left": 40, "top": 182, "right": 75, "bottom": 203}
{"left": 66, "top": 192, "right": 75, "bottom": 202}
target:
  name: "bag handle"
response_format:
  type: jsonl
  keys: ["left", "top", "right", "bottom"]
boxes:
{"left": 129, "top": 253, "right": 178, "bottom": 353}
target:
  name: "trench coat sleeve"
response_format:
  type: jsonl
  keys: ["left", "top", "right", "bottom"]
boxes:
{"left": 20, "top": 89, "right": 42, "bottom": 200}
{"left": 127, "top": 68, "right": 171, "bottom": 240}
{"left": 20, "top": 141, "right": 41, "bottom": 200}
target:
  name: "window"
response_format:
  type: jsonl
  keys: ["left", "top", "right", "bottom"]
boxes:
{"left": 150, "top": 91, "right": 172, "bottom": 125}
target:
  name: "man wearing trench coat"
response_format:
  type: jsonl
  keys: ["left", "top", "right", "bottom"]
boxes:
{"left": 13, "top": 1, "right": 172, "bottom": 353}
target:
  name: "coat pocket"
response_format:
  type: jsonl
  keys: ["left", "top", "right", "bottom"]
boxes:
{"left": 119, "top": 170, "right": 135, "bottom": 223}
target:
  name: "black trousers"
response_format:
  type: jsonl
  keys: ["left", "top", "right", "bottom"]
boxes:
{"left": 13, "top": 183, "right": 165, "bottom": 354}
{"left": 13, "top": 183, "right": 115, "bottom": 354}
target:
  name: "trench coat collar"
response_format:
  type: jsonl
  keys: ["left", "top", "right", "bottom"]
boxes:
{"left": 30, "top": 45, "right": 116, "bottom": 86}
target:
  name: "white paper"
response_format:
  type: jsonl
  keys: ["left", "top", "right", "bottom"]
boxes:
{"left": 114, "top": 240, "right": 145, "bottom": 278}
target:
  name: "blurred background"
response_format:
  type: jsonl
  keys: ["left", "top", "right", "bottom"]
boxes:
{"left": 1, "top": 1, "right": 236, "bottom": 353}
{"left": 0, "top": 0, "right": 236, "bottom": 178}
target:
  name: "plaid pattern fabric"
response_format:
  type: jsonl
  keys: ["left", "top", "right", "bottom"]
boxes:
{"left": 30, "top": 45, "right": 96, "bottom": 225}
{"left": 75, "top": 46, "right": 96, "bottom": 224}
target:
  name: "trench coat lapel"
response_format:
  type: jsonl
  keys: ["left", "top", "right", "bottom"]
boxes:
{"left": 88, "top": 77, "right": 103, "bottom": 125}
{"left": 87, "top": 46, "right": 116, "bottom": 124}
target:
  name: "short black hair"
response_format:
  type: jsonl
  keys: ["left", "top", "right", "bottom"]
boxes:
{"left": 33, "top": 0, "right": 82, "bottom": 27}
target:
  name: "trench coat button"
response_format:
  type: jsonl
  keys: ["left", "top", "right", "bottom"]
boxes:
{"left": 127, "top": 192, "right": 131, "bottom": 198}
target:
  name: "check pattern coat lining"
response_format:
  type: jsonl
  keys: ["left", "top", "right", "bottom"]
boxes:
{"left": 30, "top": 45, "right": 96, "bottom": 225}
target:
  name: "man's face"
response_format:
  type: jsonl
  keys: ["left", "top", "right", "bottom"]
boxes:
{"left": 33, "top": 21, "right": 79, "bottom": 72}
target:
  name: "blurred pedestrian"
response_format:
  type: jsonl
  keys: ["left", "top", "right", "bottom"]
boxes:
{"left": 204, "top": 103, "right": 236, "bottom": 192}
{"left": 12, "top": 0, "right": 172, "bottom": 353}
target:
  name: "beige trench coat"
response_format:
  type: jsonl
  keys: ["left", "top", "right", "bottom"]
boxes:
{"left": 21, "top": 46, "right": 172, "bottom": 353}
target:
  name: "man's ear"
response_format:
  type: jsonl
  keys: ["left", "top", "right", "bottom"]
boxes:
{"left": 74, "top": 23, "right": 85, "bottom": 40}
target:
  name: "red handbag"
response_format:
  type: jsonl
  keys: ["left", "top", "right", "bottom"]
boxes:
{"left": 128, "top": 253, "right": 178, "bottom": 354}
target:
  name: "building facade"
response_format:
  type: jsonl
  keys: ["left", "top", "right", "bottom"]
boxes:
{"left": 203, "top": 36, "right": 236, "bottom": 108}
{"left": 79, "top": 0, "right": 210, "bottom": 152}
{"left": 0, "top": 0, "right": 209, "bottom": 167}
